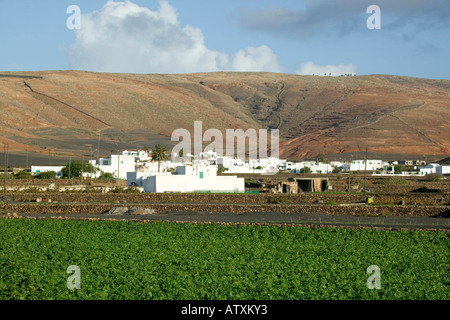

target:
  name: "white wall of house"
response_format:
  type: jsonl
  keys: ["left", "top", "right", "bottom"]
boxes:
{"left": 437, "top": 165, "right": 450, "bottom": 175}
{"left": 419, "top": 163, "right": 439, "bottom": 175}
{"left": 137, "top": 160, "right": 181, "bottom": 173}
{"left": 283, "top": 161, "right": 315, "bottom": 172}
{"left": 93, "top": 154, "right": 136, "bottom": 179}
{"left": 121, "top": 150, "right": 150, "bottom": 161}
{"left": 349, "top": 160, "right": 382, "bottom": 171}
{"left": 127, "top": 172, "right": 161, "bottom": 187}
{"left": 310, "top": 163, "right": 332, "bottom": 174}
{"left": 330, "top": 161, "right": 344, "bottom": 167}
{"left": 141, "top": 165, "right": 244, "bottom": 193}
{"left": 291, "top": 162, "right": 332, "bottom": 174}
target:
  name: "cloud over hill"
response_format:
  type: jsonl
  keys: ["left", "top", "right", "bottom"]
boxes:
{"left": 69, "top": 0, "right": 282, "bottom": 74}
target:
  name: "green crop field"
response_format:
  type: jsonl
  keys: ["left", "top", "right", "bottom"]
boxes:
{"left": 0, "top": 218, "right": 448, "bottom": 300}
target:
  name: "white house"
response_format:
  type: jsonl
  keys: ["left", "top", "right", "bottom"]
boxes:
{"left": 291, "top": 162, "right": 332, "bottom": 174}
{"left": 141, "top": 164, "right": 244, "bottom": 193}
{"left": 349, "top": 160, "right": 382, "bottom": 171}
{"left": 419, "top": 163, "right": 439, "bottom": 176}
{"left": 249, "top": 157, "right": 285, "bottom": 173}
{"left": 282, "top": 161, "right": 315, "bottom": 172}
{"left": 92, "top": 152, "right": 137, "bottom": 179}
{"left": 136, "top": 160, "right": 182, "bottom": 173}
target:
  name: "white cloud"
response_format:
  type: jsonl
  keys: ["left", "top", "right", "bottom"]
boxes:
{"left": 296, "top": 61, "right": 357, "bottom": 76}
{"left": 69, "top": 0, "right": 282, "bottom": 74}
{"left": 229, "top": 46, "right": 282, "bottom": 73}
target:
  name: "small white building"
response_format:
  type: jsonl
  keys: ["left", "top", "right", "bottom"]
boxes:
{"left": 419, "top": 163, "right": 439, "bottom": 176}
{"left": 141, "top": 165, "right": 244, "bottom": 193}
{"left": 436, "top": 165, "right": 450, "bottom": 176}
{"left": 349, "top": 160, "right": 382, "bottom": 171}
{"left": 93, "top": 153, "right": 137, "bottom": 179}
{"left": 216, "top": 155, "right": 282, "bottom": 174}
{"left": 291, "top": 162, "right": 332, "bottom": 174}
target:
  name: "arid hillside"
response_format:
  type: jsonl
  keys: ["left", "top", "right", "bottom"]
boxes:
{"left": 0, "top": 71, "right": 449, "bottom": 162}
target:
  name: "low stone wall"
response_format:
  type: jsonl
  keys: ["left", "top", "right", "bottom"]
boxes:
{"left": 7, "top": 192, "right": 448, "bottom": 206}
{"left": 1, "top": 202, "right": 448, "bottom": 217}
{"left": 1, "top": 179, "right": 126, "bottom": 187}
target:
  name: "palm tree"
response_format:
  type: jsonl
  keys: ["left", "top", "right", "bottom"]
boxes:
{"left": 152, "top": 144, "right": 168, "bottom": 172}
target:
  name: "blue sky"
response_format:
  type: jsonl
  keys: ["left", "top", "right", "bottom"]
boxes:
{"left": 0, "top": 0, "right": 449, "bottom": 79}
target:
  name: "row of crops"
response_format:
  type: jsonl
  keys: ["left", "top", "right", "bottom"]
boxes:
{"left": 0, "top": 218, "right": 448, "bottom": 300}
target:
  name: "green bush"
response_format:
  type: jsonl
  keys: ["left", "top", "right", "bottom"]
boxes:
{"left": 61, "top": 161, "right": 97, "bottom": 178}
{"left": 300, "top": 167, "right": 312, "bottom": 174}
{"left": 394, "top": 165, "right": 403, "bottom": 174}
{"left": 14, "top": 170, "right": 33, "bottom": 180}
{"left": 98, "top": 172, "right": 115, "bottom": 180}
{"left": 0, "top": 173, "right": 15, "bottom": 180}
{"left": 36, "top": 171, "right": 56, "bottom": 179}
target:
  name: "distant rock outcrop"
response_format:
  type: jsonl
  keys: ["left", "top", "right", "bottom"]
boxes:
{"left": 104, "top": 207, "right": 155, "bottom": 215}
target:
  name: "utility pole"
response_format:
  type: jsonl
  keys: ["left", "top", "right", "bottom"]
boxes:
{"left": 363, "top": 147, "right": 368, "bottom": 192}
{"left": 4, "top": 144, "right": 8, "bottom": 194}
{"left": 97, "top": 133, "right": 101, "bottom": 158}
{"left": 89, "top": 145, "right": 93, "bottom": 181}
{"left": 80, "top": 154, "right": 84, "bottom": 185}
{"left": 117, "top": 150, "right": 120, "bottom": 180}
{"left": 348, "top": 174, "right": 350, "bottom": 193}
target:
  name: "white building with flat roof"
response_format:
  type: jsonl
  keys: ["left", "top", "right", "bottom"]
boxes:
{"left": 419, "top": 163, "right": 440, "bottom": 176}
{"left": 349, "top": 160, "right": 382, "bottom": 171}
{"left": 141, "top": 165, "right": 245, "bottom": 193}
{"left": 436, "top": 165, "right": 450, "bottom": 176}
{"left": 92, "top": 152, "right": 137, "bottom": 179}
{"left": 291, "top": 162, "right": 332, "bottom": 174}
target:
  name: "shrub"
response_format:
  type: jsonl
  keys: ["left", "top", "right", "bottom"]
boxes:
{"left": 300, "top": 167, "right": 312, "bottom": 174}
{"left": 426, "top": 173, "right": 443, "bottom": 182}
{"left": 0, "top": 173, "right": 15, "bottom": 180}
{"left": 332, "top": 167, "right": 342, "bottom": 174}
{"left": 267, "top": 196, "right": 286, "bottom": 204}
{"left": 109, "top": 186, "right": 141, "bottom": 194}
{"left": 394, "top": 165, "right": 403, "bottom": 174}
{"left": 61, "top": 161, "right": 96, "bottom": 178}
{"left": 14, "top": 170, "right": 33, "bottom": 180}
{"left": 36, "top": 171, "right": 56, "bottom": 179}
{"left": 98, "top": 172, "right": 115, "bottom": 180}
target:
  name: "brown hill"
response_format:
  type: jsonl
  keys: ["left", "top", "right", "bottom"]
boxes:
{"left": 0, "top": 71, "right": 449, "bottom": 163}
